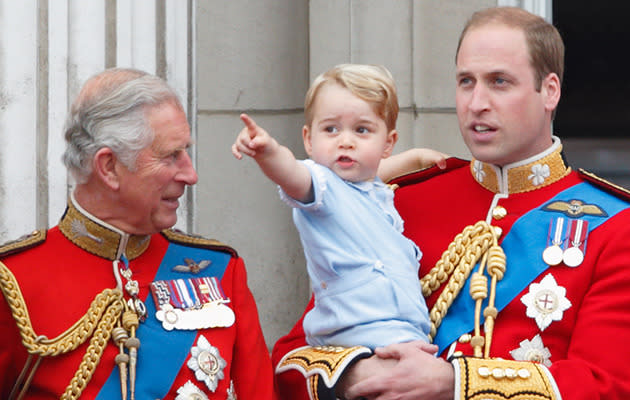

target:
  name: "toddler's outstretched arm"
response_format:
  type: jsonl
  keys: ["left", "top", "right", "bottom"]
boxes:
{"left": 232, "top": 113, "right": 313, "bottom": 202}
{"left": 378, "top": 148, "right": 448, "bottom": 183}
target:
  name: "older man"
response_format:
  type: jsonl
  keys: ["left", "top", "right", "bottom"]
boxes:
{"left": 272, "top": 7, "right": 630, "bottom": 400}
{"left": 0, "top": 68, "right": 275, "bottom": 400}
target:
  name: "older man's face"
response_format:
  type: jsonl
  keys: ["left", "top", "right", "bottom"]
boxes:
{"left": 116, "top": 101, "right": 198, "bottom": 234}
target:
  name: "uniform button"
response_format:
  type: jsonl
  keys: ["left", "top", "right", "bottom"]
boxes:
{"left": 492, "top": 206, "right": 507, "bottom": 220}
{"left": 458, "top": 333, "right": 472, "bottom": 343}
{"left": 452, "top": 351, "right": 464, "bottom": 357}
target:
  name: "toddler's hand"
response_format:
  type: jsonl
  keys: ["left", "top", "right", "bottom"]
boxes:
{"left": 231, "top": 113, "right": 276, "bottom": 159}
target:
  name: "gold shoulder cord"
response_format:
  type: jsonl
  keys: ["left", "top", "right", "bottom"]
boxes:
{"left": 0, "top": 261, "right": 125, "bottom": 400}
{"left": 422, "top": 221, "right": 560, "bottom": 400}
{"left": 281, "top": 220, "right": 558, "bottom": 400}
{"left": 420, "top": 220, "right": 505, "bottom": 356}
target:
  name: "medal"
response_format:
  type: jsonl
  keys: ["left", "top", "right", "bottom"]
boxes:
{"left": 542, "top": 217, "right": 566, "bottom": 266}
{"left": 151, "top": 277, "right": 235, "bottom": 330}
{"left": 187, "top": 335, "right": 226, "bottom": 392}
{"left": 563, "top": 219, "right": 588, "bottom": 267}
{"left": 520, "top": 273, "right": 571, "bottom": 331}
{"left": 175, "top": 381, "right": 208, "bottom": 400}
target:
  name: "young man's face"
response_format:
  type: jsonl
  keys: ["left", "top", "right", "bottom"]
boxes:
{"left": 115, "top": 101, "right": 198, "bottom": 234}
{"left": 455, "top": 23, "right": 559, "bottom": 167}
{"left": 302, "top": 83, "right": 397, "bottom": 182}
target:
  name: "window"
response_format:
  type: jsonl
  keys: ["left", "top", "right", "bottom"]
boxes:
{"left": 553, "top": 2, "right": 630, "bottom": 188}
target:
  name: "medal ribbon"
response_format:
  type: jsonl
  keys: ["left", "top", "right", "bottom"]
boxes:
{"left": 567, "top": 219, "right": 588, "bottom": 251}
{"left": 97, "top": 242, "right": 232, "bottom": 399}
{"left": 548, "top": 217, "right": 565, "bottom": 247}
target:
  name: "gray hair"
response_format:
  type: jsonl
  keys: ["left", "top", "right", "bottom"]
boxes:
{"left": 62, "top": 68, "right": 184, "bottom": 183}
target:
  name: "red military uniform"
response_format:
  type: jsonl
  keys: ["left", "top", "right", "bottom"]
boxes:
{"left": 0, "top": 198, "right": 276, "bottom": 400}
{"left": 272, "top": 140, "right": 630, "bottom": 400}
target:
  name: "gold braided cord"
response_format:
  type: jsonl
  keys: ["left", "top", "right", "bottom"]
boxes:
{"left": 0, "top": 261, "right": 125, "bottom": 399}
{"left": 420, "top": 221, "right": 497, "bottom": 341}
{"left": 420, "top": 221, "right": 494, "bottom": 297}
{"left": 62, "top": 298, "right": 124, "bottom": 400}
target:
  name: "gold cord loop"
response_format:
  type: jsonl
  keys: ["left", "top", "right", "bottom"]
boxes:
{"left": 421, "top": 220, "right": 506, "bottom": 355}
{"left": 1, "top": 261, "right": 125, "bottom": 400}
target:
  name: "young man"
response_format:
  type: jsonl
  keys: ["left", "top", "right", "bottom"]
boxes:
{"left": 272, "top": 7, "right": 630, "bottom": 400}
{"left": 0, "top": 68, "right": 275, "bottom": 400}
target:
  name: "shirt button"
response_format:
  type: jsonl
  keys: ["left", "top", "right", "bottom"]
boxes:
{"left": 321, "top": 281, "right": 327, "bottom": 289}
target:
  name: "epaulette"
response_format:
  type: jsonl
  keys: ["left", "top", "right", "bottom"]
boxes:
{"left": 579, "top": 168, "right": 630, "bottom": 203}
{"left": 161, "top": 228, "right": 238, "bottom": 257}
{"left": 0, "top": 229, "right": 47, "bottom": 258}
{"left": 388, "top": 157, "right": 470, "bottom": 190}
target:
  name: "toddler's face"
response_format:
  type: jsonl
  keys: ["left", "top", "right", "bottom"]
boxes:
{"left": 303, "top": 83, "right": 396, "bottom": 182}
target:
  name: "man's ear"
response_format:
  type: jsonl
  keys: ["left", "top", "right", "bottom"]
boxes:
{"left": 302, "top": 125, "right": 313, "bottom": 157}
{"left": 542, "top": 72, "right": 561, "bottom": 112}
{"left": 93, "top": 147, "right": 120, "bottom": 190}
{"left": 382, "top": 129, "right": 398, "bottom": 158}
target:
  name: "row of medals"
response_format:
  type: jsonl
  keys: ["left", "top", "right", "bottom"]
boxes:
{"left": 542, "top": 217, "right": 587, "bottom": 268}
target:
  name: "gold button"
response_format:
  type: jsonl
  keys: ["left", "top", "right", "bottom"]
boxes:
{"left": 458, "top": 333, "right": 472, "bottom": 343}
{"left": 492, "top": 206, "right": 507, "bottom": 220}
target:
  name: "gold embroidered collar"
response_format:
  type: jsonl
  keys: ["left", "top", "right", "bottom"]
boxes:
{"left": 59, "top": 194, "right": 151, "bottom": 261}
{"left": 470, "top": 136, "right": 571, "bottom": 194}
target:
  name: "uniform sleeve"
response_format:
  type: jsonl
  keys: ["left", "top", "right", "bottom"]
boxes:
{"left": 271, "top": 297, "right": 313, "bottom": 400}
{"left": 0, "top": 297, "right": 25, "bottom": 398}
{"left": 0, "top": 263, "right": 30, "bottom": 399}
{"left": 549, "top": 209, "right": 630, "bottom": 399}
{"left": 227, "top": 256, "right": 277, "bottom": 400}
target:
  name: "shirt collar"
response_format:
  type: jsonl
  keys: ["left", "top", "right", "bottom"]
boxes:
{"left": 471, "top": 136, "right": 571, "bottom": 194}
{"left": 58, "top": 193, "right": 152, "bottom": 261}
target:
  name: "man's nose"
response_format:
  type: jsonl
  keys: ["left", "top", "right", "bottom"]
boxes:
{"left": 469, "top": 84, "right": 490, "bottom": 113}
{"left": 177, "top": 151, "right": 198, "bottom": 185}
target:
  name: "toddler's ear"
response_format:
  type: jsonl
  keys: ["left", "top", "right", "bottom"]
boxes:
{"left": 383, "top": 129, "right": 398, "bottom": 158}
{"left": 302, "top": 125, "right": 313, "bottom": 156}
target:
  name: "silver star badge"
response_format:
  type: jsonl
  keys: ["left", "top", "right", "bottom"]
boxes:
{"left": 510, "top": 334, "right": 552, "bottom": 367}
{"left": 521, "top": 273, "right": 571, "bottom": 331}
{"left": 187, "top": 335, "right": 226, "bottom": 392}
{"left": 226, "top": 380, "right": 237, "bottom": 400}
{"left": 175, "top": 380, "right": 208, "bottom": 400}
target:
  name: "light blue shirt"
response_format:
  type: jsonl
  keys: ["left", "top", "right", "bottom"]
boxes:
{"left": 280, "top": 160, "right": 430, "bottom": 349}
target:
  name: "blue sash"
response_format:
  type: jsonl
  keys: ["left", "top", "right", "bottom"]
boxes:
{"left": 433, "top": 182, "right": 629, "bottom": 353}
{"left": 97, "top": 243, "right": 231, "bottom": 399}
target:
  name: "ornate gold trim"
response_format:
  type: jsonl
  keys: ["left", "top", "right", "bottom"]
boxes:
{"left": 58, "top": 201, "right": 150, "bottom": 261}
{"left": 276, "top": 345, "right": 372, "bottom": 390}
{"left": 452, "top": 356, "right": 560, "bottom": 400}
{"left": 0, "top": 230, "right": 46, "bottom": 257}
{"left": 161, "top": 229, "right": 237, "bottom": 257}
{"left": 472, "top": 143, "right": 571, "bottom": 194}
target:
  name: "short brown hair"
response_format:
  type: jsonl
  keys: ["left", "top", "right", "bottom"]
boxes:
{"left": 456, "top": 7, "right": 564, "bottom": 91}
{"left": 304, "top": 64, "right": 399, "bottom": 131}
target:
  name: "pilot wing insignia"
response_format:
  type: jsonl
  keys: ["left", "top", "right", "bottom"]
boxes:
{"left": 172, "top": 258, "right": 212, "bottom": 274}
{"left": 542, "top": 199, "right": 608, "bottom": 218}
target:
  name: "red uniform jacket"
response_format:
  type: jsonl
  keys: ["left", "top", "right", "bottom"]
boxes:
{"left": 272, "top": 142, "right": 630, "bottom": 400}
{"left": 0, "top": 200, "right": 276, "bottom": 400}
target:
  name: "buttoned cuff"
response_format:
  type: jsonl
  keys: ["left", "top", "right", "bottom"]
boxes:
{"left": 276, "top": 345, "right": 372, "bottom": 400}
{"left": 451, "top": 356, "right": 561, "bottom": 400}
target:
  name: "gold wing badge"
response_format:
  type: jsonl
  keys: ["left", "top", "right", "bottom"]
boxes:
{"left": 172, "top": 258, "right": 212, "bottom": 274}
{"left": 542, "top": 199, "right": 608, "bottom": 218}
